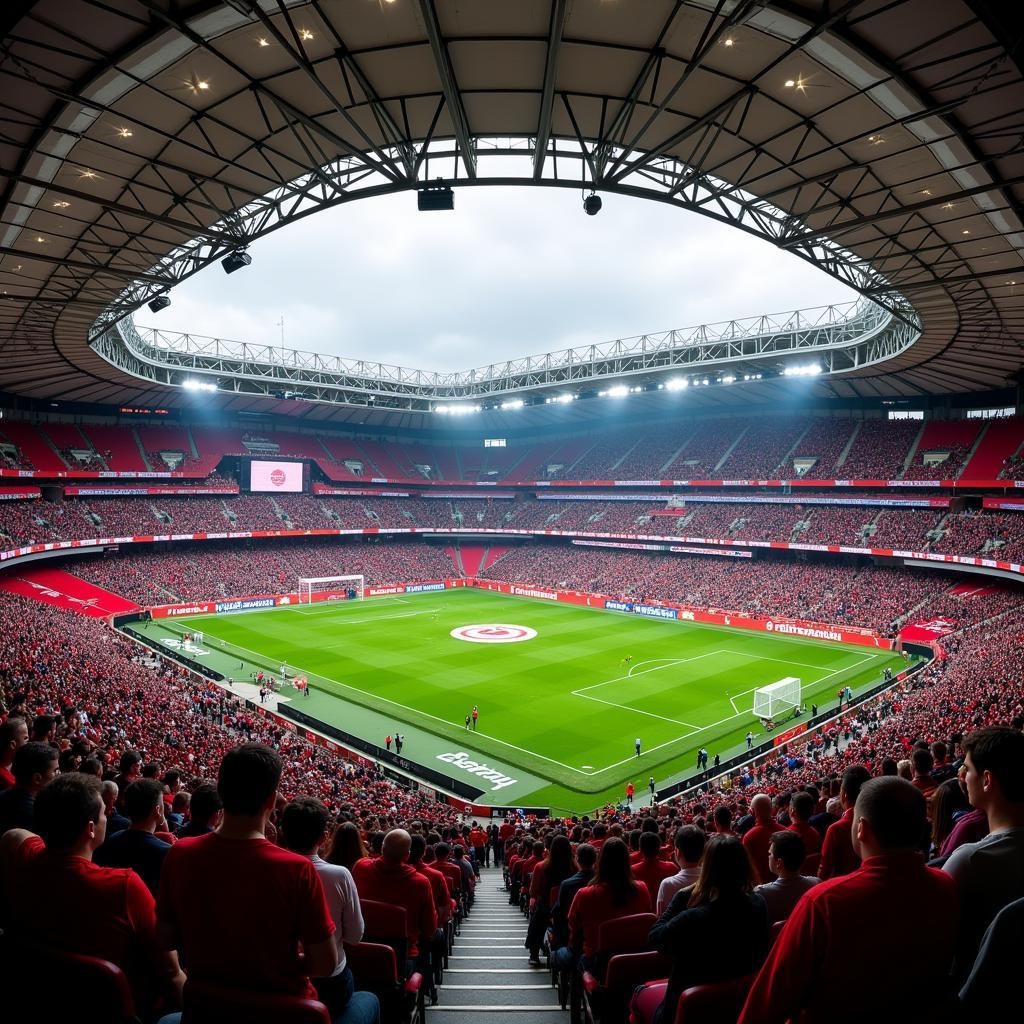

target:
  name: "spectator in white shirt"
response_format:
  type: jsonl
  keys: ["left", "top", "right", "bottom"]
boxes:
{"left": 282, "top": 797, "right": 379, "bottom": 1024}
{"left": 657, "top": 825, "right": 706, "bottom": 914}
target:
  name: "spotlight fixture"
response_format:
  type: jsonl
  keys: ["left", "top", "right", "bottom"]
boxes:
{"left": 583, "top": 192, "right": 602, "bottom": 216}
{"left": 221, "top": 250, "right": 252, "bottom": 274}
{"left": 148, "top": 294, "right": 171, "bottom": 313}
{"left": 417, "top": 185, "right": 455, "bottom": 211}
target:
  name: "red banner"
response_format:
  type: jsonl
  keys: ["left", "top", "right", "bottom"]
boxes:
{"left": 0, "top": 487, "right": 40, "bottom": 500}
{"left": 899, "top": 619, "right": 957, "bottom": 644}
{"left": 773, "top": 722, "right": 809, "bottom": 747}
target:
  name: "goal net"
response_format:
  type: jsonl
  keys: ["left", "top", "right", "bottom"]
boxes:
{"left": 752, "top": 677, "right": 801, "bottom": 720}
{"left": 298, "top": 575, "right": 365, "bottom": 605}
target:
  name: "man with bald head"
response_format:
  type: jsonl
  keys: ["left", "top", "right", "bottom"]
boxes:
{"left": 352, "top": 828, "right": 437, "bottom": 967}
{"left": 739, "top": 777, "right": 959, "bottom": 1023}
{"left": 741, "top": 793, "right": 783, "bottom": 884}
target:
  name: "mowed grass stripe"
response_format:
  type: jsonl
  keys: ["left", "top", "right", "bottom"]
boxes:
{"left": 169, "top": 589, "right": 906, "bottom": 799}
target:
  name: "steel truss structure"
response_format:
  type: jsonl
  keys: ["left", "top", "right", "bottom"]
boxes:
{"left": 0, "top": 0, "right": 1021, "bottom": 423}
{"left": 94, "top": 294, "right": 920, "bottom": 412}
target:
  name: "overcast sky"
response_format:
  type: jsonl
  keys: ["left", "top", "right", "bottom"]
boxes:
{"left": 146, "top": 186, "right": 855, "bottom": 371}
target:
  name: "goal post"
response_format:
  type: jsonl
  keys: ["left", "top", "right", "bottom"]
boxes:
{"left": 298, "top": 575, "right": 365, "bottom": 605}
{"left": 752, "top": 677, "right": 802, "bottom": 721}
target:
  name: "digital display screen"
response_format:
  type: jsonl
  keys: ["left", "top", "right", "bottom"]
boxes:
{"left": 248, "top": 459, "right": 304, "bottom": 493}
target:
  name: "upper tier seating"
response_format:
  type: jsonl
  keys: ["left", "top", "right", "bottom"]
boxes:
{"left": 4, "top": 415, "right": 1024, "bottom": 482}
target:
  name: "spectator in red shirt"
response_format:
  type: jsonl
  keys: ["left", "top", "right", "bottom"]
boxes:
{"left": 157, "top": 743, "right": 338, "bottom": 1000}
{"left": 739, "top": 777, "right": 959, "bottom": 1024}
{"left": 0, "top": 716, "right": 28, "bottom": 791}
{"left": 410, "top": 833, "right": 452, "bottom": 928}
{"left": 818, "top": 764, "right": 871, "bottom": 880}
{"left": 567, "top": 837, "right": 651, "bottom": 968}
{"left": 632, "top": 831, "right": 677, "bottom": 908}
{"left": 911, "top": 747, "right": 938, "bottom": 797}
{"left": 352, "top": 828, "right": 437, "bottom": 965}
{"left": 0, "top": 773, "right": 184, "bottom": 1016}
{"left": 787, "top": 791, "right": 821, "bottom": 860}
{"left": 433, "top": 841, "right": 464, "bottom": 902}
{"left": 741, "top": 794, "right": 783, "bottom": 884}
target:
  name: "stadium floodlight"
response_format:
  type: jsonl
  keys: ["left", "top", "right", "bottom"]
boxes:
{"left": 721, "top": 374, "right": 736, "bottom": 384}
{"left": 147, "top": 294, "right": 171, "bottom": 313}
{"left": 221, "top": 250, "right": 252, "bottom": 274}
{"left": 182, "top": 378, "right": 216, "bottom": 392}
{"left": 784, "top": 363, "right": 823, "bottom": 377}
{"left": 604, "top": 385, "right": 628, "bottom": 398}
{"left": 417, "top": 185, "right": 455, "bottom": 211}
{"left": 436, "top": 402, "right": 479, "bottom": 415}
{"left": 583, "top": 192, "right": 602, "bottom": 215}
{"left": 665, "top": 378, "right": 688, "bottom": 391}
{"left": 555, "top": 393, "right": 575, "bottom": 403}
{"left": 500, "top": 399, "right": 524, "bottom": 410}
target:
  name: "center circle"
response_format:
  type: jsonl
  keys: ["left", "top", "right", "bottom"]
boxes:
{"left": 450, "top": 623, "right": 538, "bottom": 644}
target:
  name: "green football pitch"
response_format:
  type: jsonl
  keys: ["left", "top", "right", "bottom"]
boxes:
{"left": 146, "top": 588, "right": 907, "bottom": 813}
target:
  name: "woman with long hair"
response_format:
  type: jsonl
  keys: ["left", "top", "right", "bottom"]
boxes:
{"left": 325, "top": 820, "right": 369, "bottom": 870}
{"left": 567, "top": 837, "right": 651, "bottom": 969}
{"left": 632, "top": 833, "right": 769, "bottom": 1024}
{"left": 929, "top": 776, "right": 971, "bottom": 857}
{"left": 526, "top": 834, "right": 576, "bottom": 964}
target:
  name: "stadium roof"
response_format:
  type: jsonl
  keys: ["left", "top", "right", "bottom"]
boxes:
{"left": 1, "top": 0, "right": 1023, "bottom": 429}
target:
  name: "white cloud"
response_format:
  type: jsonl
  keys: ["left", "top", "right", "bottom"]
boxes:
{"left": 145, "top": 187, "right": 855, "bottom": 370}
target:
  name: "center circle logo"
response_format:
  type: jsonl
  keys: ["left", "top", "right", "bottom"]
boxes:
{"left": 450, "top": 624, "right": 537, "bottom": 644}
{"left": 270, "top": 468, "right": 286, "bottom": 487}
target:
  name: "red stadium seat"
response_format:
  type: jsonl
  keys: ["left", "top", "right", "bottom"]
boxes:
{"left": 182, "top": 979, "right": 330, "bottom": 1023}
{"left": 673, "top": 974, "right": 757, "bottom": 1024}
{"left": 578, "top": 913, "right": 658, "bottom": 1024}
{"left": 2, "top": 933, "right": 138, "bottom": 1023}
{"left": 345, "top": 940, "right": 425, "bottom": 1024}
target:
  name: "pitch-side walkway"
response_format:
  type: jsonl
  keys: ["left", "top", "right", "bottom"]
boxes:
{"left": 431, "top": 864, "right": 568, "bottom": 1023}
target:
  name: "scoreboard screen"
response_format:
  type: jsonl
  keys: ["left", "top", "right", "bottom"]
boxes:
{"left": 245, "top": 459, "right": 306, "bottom": 493}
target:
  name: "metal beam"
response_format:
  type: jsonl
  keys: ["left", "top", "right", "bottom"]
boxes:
{"left": 0, "top": 246, "right": 170, "bottom": 285}
{"left": 417, "top": 0, "right": 477, "bottom": 178}
{"left": 781, "top": 173, "right": 1024, "bottom": 247}
{"left": 533, "top": 0, "right": 568, "bottom": 179}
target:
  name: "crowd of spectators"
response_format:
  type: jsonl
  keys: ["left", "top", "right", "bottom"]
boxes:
{"left": 73, "top": 539, "right": 456, "bottom": 605}
{"left": 1, "top": 507, "right": 1024, "bottom": 1020}
{"left": 787, "top": 419, "right": 858, "bottom": 478}
{"left": 481, "top": 544, "right": 976, "bottom": 632}
{"left": 799, "top": 505, "right": 874, "bottom": 544}
{"left": 720, "top": 419, "right": 808, "bottom": 479}
{"left": 4, "top": 417, "right": 1024, "bottom": 486}
{"left": 507, "top": 633, "right": 1024, "bottom": 1022}
{"left": 837, "top": 418, "right": 922, "bottom": 479}
{"left": 904, "top": 445, "right": 973, "bottom": 480}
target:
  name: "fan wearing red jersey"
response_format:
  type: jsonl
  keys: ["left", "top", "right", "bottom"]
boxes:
{"left": 156, "top": 744, "right": 337, "bottom": 999}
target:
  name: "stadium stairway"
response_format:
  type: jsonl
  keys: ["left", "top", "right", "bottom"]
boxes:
{"left": 431, "top": 864, "right": 567, "bottom": 1023}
